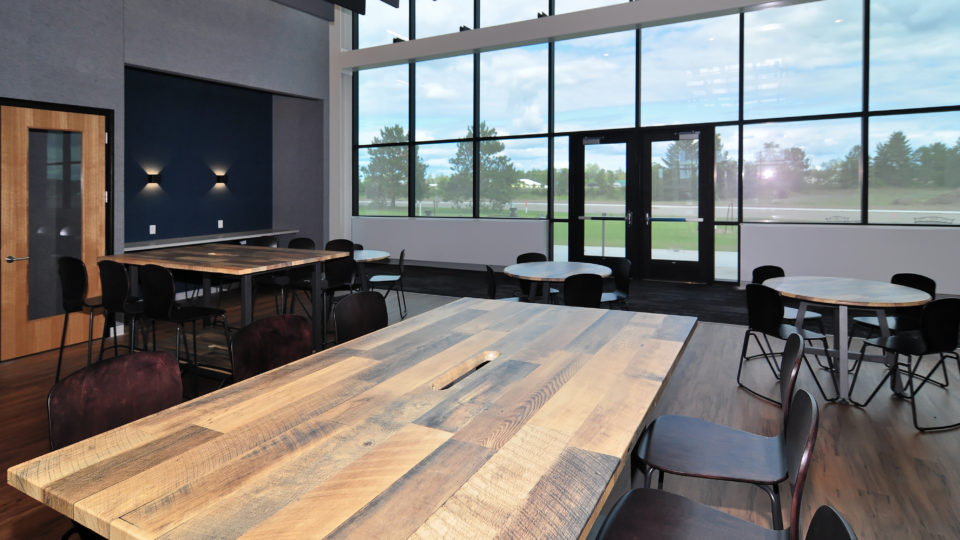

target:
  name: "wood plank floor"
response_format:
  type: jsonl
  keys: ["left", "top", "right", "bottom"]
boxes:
{"left": 1, "top": 291, "right": 958, "bottom": 539}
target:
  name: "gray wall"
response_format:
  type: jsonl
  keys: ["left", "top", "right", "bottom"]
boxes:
{"left": 0, "top": 0, "right": 329, "bottom": 253}
{"left": 274, "top": 96, "right": 326, "bottom": 244}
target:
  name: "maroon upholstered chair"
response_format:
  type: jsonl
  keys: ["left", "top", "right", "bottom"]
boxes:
{"left": 229, "top": 314, "right": 313, "bottom": 383}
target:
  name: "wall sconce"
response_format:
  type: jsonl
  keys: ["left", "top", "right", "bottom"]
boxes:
{"left": 146, "top": 173, "right": 161, "bottom": 185}
{"left": 215, "top": 172, "right": 228, "bottom": 185}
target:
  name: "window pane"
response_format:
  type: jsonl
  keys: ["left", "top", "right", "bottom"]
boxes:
{"left": 553, "top": 136, "right": 569, "bottom": 220}
{"left": 716, "top": 125, "right": 740, "bottom": 222}
{"left": 641, "top": 16, "right": 740, "bottom": 126}
{"left": 357, "top": 65, "right": 409, "bottom": 145}
{"left": 555, "top": 31, "right": 635, "bottom": 132}
{"left": 715, "top": 225, "right": 739, "bottom": 282}
{"left": 479, "top": 138, "right": 548, "bottom": 218}
{"left": 417, "top": 142, "right": 472, "bottom": 217}
{"left": 358, "top": 146, "right": 409, "bottom": 216}
{"left": 870, "top": 0, "right": 960, "bottom": 110}
{"left": 555, "top": 0, "right": 625, "bottom": 15}
{"left": 553, "top": 221, "right": 569, "bottom": 262}
{"left": 744, "top": 0, "right": 862, "bottom": 119}
{"left": 357, "top": 0, "right": 409, "bottom": 48}
{"left": 868, "top": 111, "right": 960, "bottom": 225}
{"left": 416, "top": 55, "right": 473, "bottom": 141}
{"left": 480, "top": 45, "right": 548, "bottom": 136}
{"left": 415, "top": 0, "right": 473, "bottom": 39}
{"left": 481, "top": 0, "right": 546, "bottom": 27}
{"left": 742, "top": 118, "right": 861, "bottom": 222}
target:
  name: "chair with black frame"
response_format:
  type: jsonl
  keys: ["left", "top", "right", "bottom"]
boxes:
{"left": 139, "top": 264, "right": 232, "bottom": 387}
{"left": 600, "top": 257, "right": 631, "bottom": 309}
{"left": 48, "top": 350, "right": 182, "bottom": 540}
{"left": 753, "top": 265, "right": 826, "bottom": 336}
{"left": 635, "top": 333, "right": 804, "bottom": 530}
{"left": 96, "top": 259, "right": 145, "bottom": 362}
{"left": 597, "top": 389, "right": 822, "bottom": 540}
{"left": 851, "top": 297, "right": 960, "bottom": 432}
{"left": 55, "top": 256, "right": 103, "bottom": 382}
{"left": 485, "top": 265, "right": 520, "bottom": 301}
{"left": 369, "top": 249, "right": 407, "bottom": 319}
{"left": 738, "top": 284, "right": 837, "bottom": 404}
{"left": 563, "top": 273, "right": 603, "bottom": 308}
{"left": 514, "top": 252, "right": 558, "bottom": 302}
{"left": 333, "top": 291, "right": 388, "bottom": 344}
{"left": 278, "top": 237, "right": 317, "bottom": 315}
{"left": 849, "top": 272, "right": 936, "bottom": 347}
{"left": 229, "top": 314, "right": 312, "bottom": 383}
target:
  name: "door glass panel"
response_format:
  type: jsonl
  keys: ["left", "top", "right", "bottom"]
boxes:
{"left": 650, "top": 137, "right": 699, "bottom": 262}
{"left": 583, "top": 141, "right": 626, "bottom": 257}
{"left": 29, "top": 129, "right": 82, "bottom": 320}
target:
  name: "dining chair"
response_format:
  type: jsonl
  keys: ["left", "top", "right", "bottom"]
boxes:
{"left": 849, "top": 272, "right": 935, "bottom": 346}
{"left": 229, "top": 314, "right": 312, "bottom": 383}
{"left": 515, "top": 252, "right": 558, "bottom": 302}
{"left": 851, "top": 297, "right": 960, "bottom": 431}
{"left": 636, "top": 334, "right": 804, "bottom": 529}
{"left": 752, "top": 265, "right": 826, "bottom": 340}
{"left": 55, "top": 256, "right": 103, "bottom": 382}
{"left": 48, "top": 350, "right": 182, "bottom": 540}
{"left": 738, "top": 284, "right": 836, "bottom": 404}
{"left": 600, "top": 258, "right": 631, "bottom": 309}
{"left": 563, "top": 273, "right": 603, "bottom": 308}
{"left": 485, "top": 265, "right": 520, "bottom": 301}
{"left": 333, "top": 291, "right": 388, "bottom": 344}
{"left": 96, "top": 260, "right": 145, "bottom": 362}
{"left": 281, "top": 237, "right": 318, "bottom": 315}
{"left": 598, "top": 390, "right": 820, "bottom": 540}
{"left": 369, "top": 249, "right": 407, "bottom": 319}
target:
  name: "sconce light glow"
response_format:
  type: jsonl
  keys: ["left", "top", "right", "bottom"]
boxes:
{"left": 146, "top": 173, "right": 162, "bottom": 185}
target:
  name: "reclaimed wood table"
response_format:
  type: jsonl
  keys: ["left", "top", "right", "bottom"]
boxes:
{"left": 504, "top": 261, "right": 612, "bottom": 302}
{"left": 765, "top": 276, "right": 931, "bottom": 401}
{"left": 7, "top": 298, "right": 696, "bottom": 539}
{"left": 354, "top": 249, "right": 390, "bottom": 290}
{"left": 101, "top": 243, "right": 348, "bottom": 350}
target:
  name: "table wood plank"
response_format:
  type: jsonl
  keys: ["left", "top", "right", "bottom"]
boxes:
{"left": 102, "top": 243, "right": 347, "bottom": 276}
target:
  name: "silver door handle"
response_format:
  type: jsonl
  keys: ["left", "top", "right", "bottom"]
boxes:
{"left": 5, "top": 255, "right": 29, "bottom": 263}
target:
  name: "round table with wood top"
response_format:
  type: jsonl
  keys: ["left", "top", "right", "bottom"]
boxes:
{"left": 764, "top": 275, "right": 931, "bottom": 402}
{"left": 353, "top": 249, "right": 390, "bottom": 290}
{"left": 504, "top": 261, "right": 612, "bottom": 303}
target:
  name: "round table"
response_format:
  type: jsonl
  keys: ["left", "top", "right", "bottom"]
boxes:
{"left": 504, "top": 261, "right": 612, "bottom": 303}
{"left": 764, "top": 276, "right": 931, "bottom": 401}
{"left": 353, "top": 249, "right": 390, "bottom": 290}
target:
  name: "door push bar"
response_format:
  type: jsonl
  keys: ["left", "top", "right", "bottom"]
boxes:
{"left": 645, "top": 213, "right": 704, "bottom": 225}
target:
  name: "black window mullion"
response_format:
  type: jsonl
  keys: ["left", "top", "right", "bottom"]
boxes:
{"left": 737, "top": 12, "right": 745, "bottom": 226}
{"left": 473, "top": 50, "right": 480, "bottom": 218}
{"left": 352, "top": 69, "right": 360, "bottom": 216}
{"left": 861, "top": 0, "right": 870, "bottom": 225}
{"left": 547, "top": 39, "right": 555, "bottom": 257}
{"left": 408, "top": 62, "right": 416, "bottom": 217}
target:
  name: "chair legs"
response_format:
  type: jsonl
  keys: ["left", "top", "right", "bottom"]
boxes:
{"left": 737, "top": 329, "right": 781, "bottom": 404}
{"left": 55, "top": 309, "right": 97, "bottom": 382}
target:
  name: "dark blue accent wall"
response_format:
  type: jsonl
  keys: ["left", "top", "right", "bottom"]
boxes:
{"left": 124, "top": 68, "right": 272, "bottom": 242}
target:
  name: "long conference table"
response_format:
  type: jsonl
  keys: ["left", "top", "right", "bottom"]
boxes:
{"left": 8, "top": 298, "right": 697, "bottom": 539}
{"left": 101, "top": 243, "right": 349, "bottom": 350}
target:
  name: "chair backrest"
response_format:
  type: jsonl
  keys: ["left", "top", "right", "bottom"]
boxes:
{"left": 334, "top": 291, "right": 388, "bottom": 343}
{"left": 230, "top": 315, "right": 313, "bottom": 382}
{"left": 563, "top": 273, "right": 603, "bottom": 308}
{"left": 779, "top": 332, "right": 805, "bottom": 424}
{"left": 485, "top": 265, "right": 498, "bottom": 299}
{"left": 288, "top": 237, "right": 316, "bottom": 250}
{"left": 752, "top": 264, "right": 786, "bottom": 284}
{"left": 353, "top": 243, "right": 364, "bottom": 251}
{"left": 891, "top": 272, "right": 936, "bottom": 297}
{"left": 325, "top": 255, "right": 357, "bottom": 288}
{"left": 613, "top": 258, "right": 631, "bottom": 295}
{"left": 325, "top": 238, "right": 355, "bottom": 254}
{"left": 804, "top": 505, "right": 858, "bottom": 540}
{"left": 517, "top": 252, "right": 547, "bottom": 264}
{"left": 784, "top": 389, "right": 820, "bottom": 540}
{"left": 57, "top": 256, "right": 89, "bottom": 313}
{"left": 139, "top": 264, "right": 177, "bottom": 320}
{"left": 920, "top": 298, "right": 960, "bottom": 354}
{"left": 48, "top": 351, "right": 182, "bottom": 450}
{"left": 98, "top": 260, "right": 131, "bottom": 312}
{"left": 746, "top": 283, "right": 785, "bottom": 336}
{"left": 287, "top": 237, "right": 318, "bottom": 282}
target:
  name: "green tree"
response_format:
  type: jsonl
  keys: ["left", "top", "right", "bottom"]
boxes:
{"left": 914, "top": 142, "right": 950, "bottom": 187}
{"left": 659, "top": 140, "right": 698, "bottom": 201}
{"left": 871, "top": 131, "right": 915, "bottom": 187}
{"left": 361, "top": 125, "right": 425, "bottom": 208}
{"left": 715, "top": 133, "right": 738, "bottom": 201}
{"left": 449, "top": 122, "right": 517, "bottom": 211}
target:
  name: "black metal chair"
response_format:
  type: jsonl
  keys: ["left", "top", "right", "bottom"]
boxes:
{"left": 752, "top": 265, "right": 825, "bottom": 336}
{"left": 600, "top": 258, "right": 631, "bottom": 309}
{"left": 635, "top": 334, "right": 804, "bottom": 529}
{"left": 515, "top": 252, "right": 558, "bottom": 302}
{"left": 597, "top": 390, "right": 820, "bottom": 540}
{"left": 738, "top": 284, "right": 837, "bottom": 404}
{"left": 333, "top": 291, "right": 388, "bottom": 344}
{"left": 850, "top": 272, "right": 935, "bottom": 346}
{"left": 96, "top": 260, "right": 144, "bottom": 362}
{"left": 55, "top": 256, "right": 103, "bottom": 382}
{"left": 563, "top": 273, "right": 603, "bottom": 308}
{"left": 852, "top": 297, "right": 960, "bottom": 431}
{"left": 281, "top": 237, "right": 319, "bottom": 315}
{"left": 485, "top": 265, "right": 520, "bottom": 301}
{"left": 369, "top": 249, "right": 407, "bottom": 319}
{"left": 229, "top": 314, "right": 312, "bottom": 383}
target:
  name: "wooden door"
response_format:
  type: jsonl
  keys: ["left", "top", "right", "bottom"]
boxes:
{"left": 1, "top": 105, "right": 106, "bottom": 360}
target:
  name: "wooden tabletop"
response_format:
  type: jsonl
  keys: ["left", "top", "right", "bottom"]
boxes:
{"left": 354, "top": 249, "right": 390, "bottom": 263}
{"left": 764, "top": 276, "right": 931, "bottom": 308}
{"left": 504, "top": 261, "right": 612, "bottom": 282}
{"left": 101, "top": 243, "right": 348, "bottom": 275}
{"left": 8, "top": 298, "right": 696, "bottom": 539}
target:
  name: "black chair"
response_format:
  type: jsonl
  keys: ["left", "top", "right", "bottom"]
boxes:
{"left": 752, "top": 265, "right": 825, "bottom": 336}
{"left": 738, "top": 284, "right": 836, "bottom": 404}
{"left": 563, "top": 273, "right": 603, "bottom": 308}
{"left": 140, "top": 264, "right": 231, "bottom": 384}
{"left": 850, "top": 272, "right": 936, "bottom": 344}
{"left": 55, "top": 256, "right": 103, "bottom": 382}
{"left": 852, "top": 297, "right": 960, "bottom": 431}
{"left": 597, "top": 390, "right": 820, "bottom": 540}
{"left": 635, "top": 334, "right": 804, "bottom": 529}
{"left": 369, "top": 249, "right": 407, "bottom": 319}
{"left": 282, "top": 237, "right": 319, "bottom": 315}
{"left": 230, "top": 314, "right": 312, "bottom": 383}
{"left": 325, "top": 238, "right": 356, "bottom": 254}
{"left": 48, "top": 350, "right": 182, "bottom": 540}
{"left": 97, "top": 260, "right": 144, "bottom": 362}
{"left": 333, "top": 291, "right": 389, "bottom": 344}
{"left": 601, "top": 258, "right": 631, "bottom": 308}
{"left": 515, "top": 252, "right": 558, "bottom": 302}
{"left": 485, "top": 265, "right": 520, "bottom": 301}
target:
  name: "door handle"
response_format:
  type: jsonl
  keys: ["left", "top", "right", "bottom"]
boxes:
{"left": 626, "top": 211, "right": 632, "bottom": 226}
{"left": 5, "top": 255, "right": 29, "bottom": 263}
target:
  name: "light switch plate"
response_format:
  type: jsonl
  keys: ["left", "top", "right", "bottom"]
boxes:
{"left": 218, "top": 219, "right": 223, "bottom": 229}
{"left": 149, "top": 224, "right": 156, "bottom": 235}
